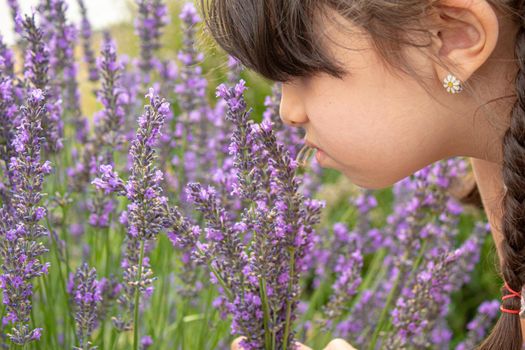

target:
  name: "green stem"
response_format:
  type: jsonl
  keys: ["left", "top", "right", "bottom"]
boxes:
{"left": 282, "top": 247, "right": 296, "bottom": 350}
{"left": 133, "top": 240, "right": 146, "bottom": 350}
{"left": 60, "top": 205, "right": 71, "bottom": 278}
{"left": 195, "top": 243, "right": 232, "bottom": 300}
{"left": 105, "top": 222, "right": 112, "bottom": 278}
{"left": 110, "top": 329, "right": 120, "bottom": 350}
{"left": 46, "top": 216, "right": 78, "bottom": 346}
{"left": 368, "top": 245, "right": 420, "bottom": 350}
{"left": 37, "top": 279, "right": 52, "bottom": 348}
{"left": 44, "top": 278, "right": 61, "bottom": 348}
{"left": 181, "top": 300, "right": 188, "bottom": 349}
{"left": 259, "top": 278, "right": 273, "bottom": 350}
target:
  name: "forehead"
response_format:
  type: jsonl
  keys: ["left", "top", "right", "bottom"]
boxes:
{"left": 314, "top": 7, "right": 378, "bottom": 72}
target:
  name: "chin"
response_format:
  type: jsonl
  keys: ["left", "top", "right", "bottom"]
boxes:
{"left": 342, "top": 170, "right": 394, "bottom": 191}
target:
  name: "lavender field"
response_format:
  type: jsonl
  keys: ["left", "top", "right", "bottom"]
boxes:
{"left": 0, "top": 0, "right": 503, "bottom": 349}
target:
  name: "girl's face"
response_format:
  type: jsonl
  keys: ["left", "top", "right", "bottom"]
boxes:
{"left": 280, "top": 7, "right": 509, "bottom": 190}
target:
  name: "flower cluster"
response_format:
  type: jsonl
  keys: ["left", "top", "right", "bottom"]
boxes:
{"left": 175, "top": 2, "right": 206, "bottom": 119}
{"left": 86, "top": 33, "right": 128, "bottom": 228}
{"left": 21, "top": 13, "right": 64, "bottom": 153}
{"left": 164, "top": 2, "right": 227, "bottom": 194}
{"left": 180, "top": 80, "right": 325, "bottom": 350}
{"left": 6, "top": 0, "right": 23, "bottom": 36}
{"left": 92, "top": 89, "right": 171, "bottom": 334}
{"left": 134, "top": 0, "right": 169, "bottom": 81}
{"left": 94, "top": 33, "right": 128, "bottom": 152}
{"left": 39, "top": 0, "right": 88, "bottom": 142}
{"left": 0, "top": 34, "right": 15, "bottom": 77}
{"left": 0, "top": 35, "right": 20, "bottom": 205}
{"left": 387, "top": 222, "right": 489, "bottom": 349}
{"left": 67, "top": 262, "right": 102, "bottom": 350}
{"left": 261, "top": 82, "right": 324, "bottom": 198}
{"left": 304, "top": 156, "right": 482, "bottom": 349}
{"left": 0, "top": 89, "right": 52, "bottom": 345}
{"left": 455, "top": 299, "right": 500, "bottom": 350}
{"left": 40, "top": 0, "right": 78, "bottom": 103}
{"left": 77, "top": 0, "right": 99, "bottom": 82}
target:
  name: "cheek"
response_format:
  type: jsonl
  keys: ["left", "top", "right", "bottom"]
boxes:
{"left": 312, "top": 99, "right": 443, "bottom": 189}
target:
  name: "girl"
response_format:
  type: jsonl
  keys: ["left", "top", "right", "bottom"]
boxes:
{"left": 199, "top": 0, "right": 525, "bottom": 349}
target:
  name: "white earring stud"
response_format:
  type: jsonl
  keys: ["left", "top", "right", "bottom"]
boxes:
{"left": 443, "top": 73, "right": 463, "bottom": 94}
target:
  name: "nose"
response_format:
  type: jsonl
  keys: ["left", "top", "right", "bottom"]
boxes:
{"left": 279, "top": 81, "right": 309, "bottom": 127}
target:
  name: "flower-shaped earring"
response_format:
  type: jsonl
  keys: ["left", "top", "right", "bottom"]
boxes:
{"left": 443, "top": 73, "right": 463, "bottom": 94}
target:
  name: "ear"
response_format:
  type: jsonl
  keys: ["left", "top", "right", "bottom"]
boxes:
{"left": 429, "top": 0, "right": 499, "bottom": 84}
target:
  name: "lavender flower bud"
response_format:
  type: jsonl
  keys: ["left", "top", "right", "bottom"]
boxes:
{"left": 86, "top": 33, "right": 128, "bottom": 228}
{"left": 69, "top": 263, "right": 102, "bottom": 350}
{"left": 76, "top": 0, "right": 99, "bottom": 82}
{"left": 21, "top": 14, "right": 64, "bottom": 153}
{"left": 94, "top": 33, "right": 127, "bottom": 151}
{"left": 141, "top": 335, "right": 153, "bottom": 349}
{"left": 134, "top": 0, "right": 169, "bottom": 81}
{"left": 7, "top": 0, "right": 23, "bottom": 35}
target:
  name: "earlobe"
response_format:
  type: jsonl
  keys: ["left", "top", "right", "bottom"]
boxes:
{"left": 430, "top": 0, "right": 499, "bottom": 84}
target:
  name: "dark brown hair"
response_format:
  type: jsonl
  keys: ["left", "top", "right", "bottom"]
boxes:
{"left": 199, "top": 0, "right": 525, "bottom": 349}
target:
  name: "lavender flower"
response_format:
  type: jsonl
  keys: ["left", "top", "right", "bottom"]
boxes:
{"left": 167, "top": 2, "right": 221, "bottom": 191}
{"left": 92, "top": 89, "right": 170, "bottom": 340}
{"left": 22, "top": 14, "right": 50, "bottom": 90}
{"left": 67, "top": 32, "right": 129, "bottom": 196}
{"left": 322, "top": 247, "right": 363, "bottom": 326}
{"left": 38, "top": 0, "right": 87, "bottom": 142}
{"left": 86, "top": 33, "right": 128, "bottom": 228}
{"left": 180, "top": 80, "right": 325, "bottom": 350}
{"left": 261, "top": 82, "right": 323, "bottom": 198}
{"left": 97, "top": 274, "right": 122, "bottom": 321}
{"left": 0, "top": 35, "right": 15, "bottom": 77}
{"left": 7, "top": 0, "right": 23, "bottom": 36}
{"left": 0, "top": 89, "right": 51, "bottom": 346}
{"left": 455, "top": 299, "right": 500, "bottom": 350}
{"left": 175, "top": 2, "right": 206, "bottom": 121}
{"left": 21, "top": 13, "right": 64, "bottom": 153}
{"left": 94, "top": 33, "right": 127, "bottom": 153}
{"left": 387, "top": 245, "right": 468, "bottom": 349}
{"left": 76, "top": 0, "right": 99, "bottom": 82}
{"left": 141, "top": 335, "right": 153, "bottom": 349}
{"left": 0, "top": 36, "right": 20, "bottom": 207}
{"left": 68, "top": 263, "right": 102, "bottom": 350}
{"left": 253, "top": 118, "right": 326, "bottom": 349}
{"left": 118, "top": 56, "right": 143, "bottom": 142}
{"left": 227, "top": 55, "right": 243, "bottom": 86}
{"left": 215, "top": 80, "right": 260, "bottom": 201}
{"left": 323, "top": 157, "right": 473, "bottom": 349}
{"left": 134, "top": 0, "right": 169, "bottom": 82}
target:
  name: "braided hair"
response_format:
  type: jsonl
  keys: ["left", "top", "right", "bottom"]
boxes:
{"left": 478, "top": 1, "right": 525, "bottom": 349}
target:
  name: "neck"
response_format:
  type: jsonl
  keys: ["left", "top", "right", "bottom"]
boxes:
{"left": 470, "top": 157, "right": 505, "bottom": 254}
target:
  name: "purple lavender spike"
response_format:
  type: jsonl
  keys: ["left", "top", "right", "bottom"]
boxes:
{"left": 69, "top": 263, "right": 102, "bottom": 349}
{"left": 0, "top": 89, "right": 51, "bottom": 346}
{"left": 76, "top": 0, "right": 99, "bottom": 82}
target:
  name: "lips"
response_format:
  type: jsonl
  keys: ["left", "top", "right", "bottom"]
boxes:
{"left": 304, "top": 138, "right": 322, "bottom": 152}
